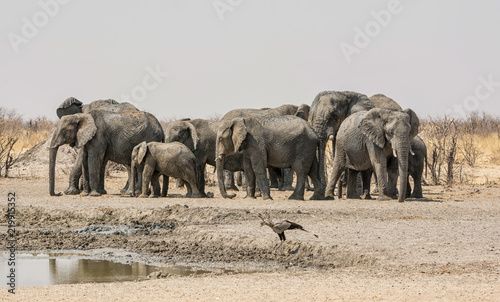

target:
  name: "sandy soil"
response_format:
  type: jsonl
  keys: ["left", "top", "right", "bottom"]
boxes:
{"left": 0, "top": 175, "right": 499, "bottom": 301}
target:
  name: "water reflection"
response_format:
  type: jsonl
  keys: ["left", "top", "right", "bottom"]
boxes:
{"left": 0, "top": 253, "right": 220, "bottom": 287}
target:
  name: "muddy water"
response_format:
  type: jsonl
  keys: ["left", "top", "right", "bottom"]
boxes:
{"left": 0, "top": 252, "right": 232, "bottom": 287}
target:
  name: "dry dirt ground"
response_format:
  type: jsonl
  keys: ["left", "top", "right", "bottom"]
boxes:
{"left": 0, "top": 174, "right": 499, "bottom": 301}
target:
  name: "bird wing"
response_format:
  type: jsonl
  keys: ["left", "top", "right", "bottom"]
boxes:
{"left": 274, "top": 220, "right": 292, "bottom": 232}
{"left": 283, "top": 220, "right": 304, "bottom": 231}
{"left": 284, "top": 220, "right": 319, "bottom": 238}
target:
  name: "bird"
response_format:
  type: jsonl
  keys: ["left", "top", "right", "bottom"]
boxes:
{"left": 258, "top": 213, "right": 318, "bottom": 254}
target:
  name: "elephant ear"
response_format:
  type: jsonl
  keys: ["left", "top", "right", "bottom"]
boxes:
{"left": 76, "top": 113, "right": 97, "bottom": 148}
{"left": 231, "top": 118, "right": 247, "bottom": 152}
{"left": 136, "top": 141, "right": 148, "bottom": 165}
{"left": 187, "top": 122, "right": 199, "bottom": 151}
{"left": 403, "top": 108, "right": 420, "bottom": 139}
{"left": 295, "top": 104, "right": 310, "bottom": 120}
{"left": 359, "top": 109, "right": 385, "bottom": 149}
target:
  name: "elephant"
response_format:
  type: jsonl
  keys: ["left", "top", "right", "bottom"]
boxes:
{"left": 221, "top": 103, "right": 311, "bottom": 190}
{"left": 406, "top": 135, "right": 427, "bottom": 198}
{"left": 308, "top": 91, "right": 375, "bottom": 185}
{"left": 130, "top": 141, "right": 202, "bottom": 198}
{"left": 55, "top": 97, "right": 145, "bottom": 195}
{"left": 354, "top": 94, "right": 426, "bottom": 200}
{"left": 49, "top": 105, "right": 165, "bottom": 196}
{"left": 164, "top": 118, "right": 245, "bottom": 197}
{"left": 215, "top": 115, "right": 325, "bottom": 200}
{"left": 325, "top": 107, "right": 419, "bottom": 202}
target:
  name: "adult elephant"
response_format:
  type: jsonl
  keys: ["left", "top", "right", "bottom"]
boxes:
{"left": 49, "top": 102, "right": 164, "bottom": 196}
{"left": 326, "top": 108, "right": 419, "bottom": 202}
{"left": 215, "top": 116, "right": 325, "bottom": 200}
{"left": 308, "top": 91, "right": 374, "bottom": 184}
{"left": 221, "top": 103, "right": 311, "bottom": 190}
{"left": 56, "top": 97, "right": 143, "bottom": 195}
{"left": 165, "top": 118, "right": 245, "bottom": 198}
{"left": 357, "top": 94, "right": 425, "bottom": 200}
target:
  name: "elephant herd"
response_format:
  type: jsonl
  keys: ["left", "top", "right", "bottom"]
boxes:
{"left": 49, "top": 91, "right": 427, "bottom": 202}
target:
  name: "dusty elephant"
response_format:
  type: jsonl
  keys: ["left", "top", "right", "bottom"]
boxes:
{"left": 216, "top": 115, "right": 325, "bottom": 200}
{"left": 308, "top": 91, "right": 375, "bottom": 185}
{"left": 222, "top": 103, "right": 311, "bottom": 190}
{"left": 55, "top": 97, "right": 155, "bottom": 195}
{"left": 49, "top": 105, "right": 164, "bottom": 196}
{"left": 326, "top": 108, "right": 419, "bottom": 202}
{"left": 356, "top": 94, "right": 426, "bottom": 200}
{"left": 165, "top": 118, "right": 245, "bottom": 197}
{"left": 130, "top": 141, "right": 202, "bottom": 198}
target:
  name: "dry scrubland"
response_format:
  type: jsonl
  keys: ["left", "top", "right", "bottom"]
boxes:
{"left": 1, "top": 108, "right": 499, "bottom": 301}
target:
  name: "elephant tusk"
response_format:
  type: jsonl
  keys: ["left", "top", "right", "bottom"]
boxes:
{"left": 410, "top": 148, "right": 415, "bottom": 156}
{"left": 393, "top": 148, "right": 398, "bottom": 158}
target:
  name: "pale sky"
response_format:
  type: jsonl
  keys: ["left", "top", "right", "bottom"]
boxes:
{"left": 1, "top": 0, "right": 500, "bottom": 121}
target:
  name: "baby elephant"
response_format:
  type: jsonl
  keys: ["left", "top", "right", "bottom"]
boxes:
{"left": 131, "top": 141, "right": 202, "bottom": 198}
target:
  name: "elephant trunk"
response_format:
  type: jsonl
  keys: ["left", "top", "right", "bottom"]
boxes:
{"left": 396, "top": 142, "right": 409, "bottom": 203}
{"left": 216, "top": 155, "right": 236, "bottom": 199}
{"left": 49, "top": 147, "right": 62, "bottom": 196}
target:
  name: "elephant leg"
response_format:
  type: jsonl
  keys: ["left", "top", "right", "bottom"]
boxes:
{"left": 185, "top": 182, "right": 193, "bottom": 198}
{"left": 406, "top": 176, "right": 412, "bottom": 198}
{"left": 250, "top": 157, "right": 271, "bottom": 200}
{"left": 192, "top": 162, "right": 207, "bottom": 197}
{"left": 372, "top": 173, "right": 379, "bottom": 193}
{"left": 97, "top": 160, "right": 107, "bottom": 195}
{"left": 387, "top": 156, "right": 399, "bottom": 199}
{"left": 410, "top": 161, "right": 424, "bottom": 198}
{"left": 281, "top": 168, "right": 294, "bottom": 191}
{"left": 236, "top": 171, "right": 243, "bottom": 186}
{"left": 308, "top": 157, "right": 325, "bottom": 200}
{"left": 371, "top": 161, "right": 390, "bottom": 200}
{"left": 411, "top": 170, "right": 424, "bottom": 198}
{"left": 269, "top": 167, "right": 280, "bottom": 189}
{"left": 65, "top": 149, "right": 83, "bottom": 195}
{"left": 243, "top": 158, "right": 256, "bottom": 199}
{"left": 346, "top": 169, "right": 361, "bottom": 199}
{"left": 161, "top": 175, "right": 169, "bottom": 197}
{"left": 186, "top": 176, "right": 202, "bottom": 198}
{"left": 87, "top": 150, "right": 105, "bottom": 196}
{"left": 289, "top": 171, "right": 306, "bottom": 200}
{"left": 361, "top": 170, "right": 373, "bottom": 199}
{"left": 149, "top": 171, "right": 161, "bottom": 198}
{"left": 121, "top": 165, "right": 131, "bottom": 195}
{"left": 305, "top": 176, "right": 313, "bottom": 191}
{"left": 224, "top": 171, "right": 239, "bottom": 191}
{"left": 139, "top": 162, "right": 154, "bottom": 198}
{"left": 80, "top": 151, "right": 90, "bottom": 196}
{"left": 325, "top": 150, "right": 345, "bottom": 199}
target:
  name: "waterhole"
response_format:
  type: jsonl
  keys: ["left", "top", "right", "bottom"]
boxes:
{"left": 1, "top": 252, "right": 236, "bottom": 287}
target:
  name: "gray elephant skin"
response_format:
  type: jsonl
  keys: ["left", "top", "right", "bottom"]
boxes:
{"left": 357, "top": 94, "right": 426, "bottom": 200}
{"left": 165, "top": 118, "right": 245, "bottom": 197}
{"left": 216, "top": 115, "right": 325, "bottom": 200}
{"left": 55, "top": 98, "right": 157, "bottom": 195}
{"left": 130, "top": 141, "right": 202, "bottom": 198}
{"left": 49, "top": 99, "right": 164, "bottom": 196}
{"left": 407, "top": 135, "right": 427, "bottom": 198}
{"left": 326, "top": 107, "right": 419, "bottom": 202}
{"left": 308, "top": 91, "right": 375, "bottom": 184}
{"left": 221, "top": 103, "right": 311, "bottom": 190}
